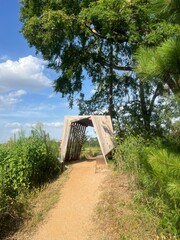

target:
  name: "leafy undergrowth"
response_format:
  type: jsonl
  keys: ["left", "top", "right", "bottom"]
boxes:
{"left": 93, "top": 171, "right": 160, "bottom": 240}
{"left": 80, "top": 146, "right": 102, "bottom": 159}
{"left": 0, "top": 124, "right": 61, "bottom": 240}
{"left": 2, "top": 167, "right": 71, "bottom": 240}
{"left": 113, "top": 134, "right": 180, "bottom": 239}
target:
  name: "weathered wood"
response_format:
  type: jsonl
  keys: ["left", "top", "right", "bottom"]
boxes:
{"left": 60, "top": 115, "right": 115, "bottom": 164}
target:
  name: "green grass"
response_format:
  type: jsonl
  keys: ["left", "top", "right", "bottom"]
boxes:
{"left": 80, "top": 146, "right": 102, "bottom": 159}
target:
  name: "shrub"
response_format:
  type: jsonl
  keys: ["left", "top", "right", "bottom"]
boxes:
{"left": 0, "top": 125, "right": 60, "bottom": 236}
{"left": 114, "top": 135, "right": 151, "bottom": 183}
{"left": 114, "top": 134, "right": 180, "bottom": 237}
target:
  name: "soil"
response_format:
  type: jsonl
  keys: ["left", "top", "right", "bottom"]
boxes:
{"left": 28, "top": 159, "right": 109, "bottom": 240}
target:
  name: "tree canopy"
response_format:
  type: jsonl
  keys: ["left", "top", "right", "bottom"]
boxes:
{"left": 20, "top": 0, "right": 166, "bottom": 97}
{"left": 20, "top": 0, "right": 179, "bottom": 135}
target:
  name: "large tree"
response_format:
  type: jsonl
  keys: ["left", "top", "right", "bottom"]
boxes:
{"left": 20, "top": 0, "right": 156, "bottom": 101}
{"left": 20, "top": 0, "right": 178, "bottom": 134}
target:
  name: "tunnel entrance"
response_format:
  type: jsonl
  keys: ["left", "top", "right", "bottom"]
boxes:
{"left": 60, "top": 115, "right": 115, "bottom": 164}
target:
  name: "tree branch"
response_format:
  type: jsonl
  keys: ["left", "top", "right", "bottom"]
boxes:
{"left": 149, "top": 84, "right": 161, "bottom": 113}
{"left": 99, "top": 58, "right": 133, "bottom": 71}
{"left": 84, "top": 23, "right": 128, "bottom": 43}
{"left": 84, "top": 23, "right": 108, "bottom": 40}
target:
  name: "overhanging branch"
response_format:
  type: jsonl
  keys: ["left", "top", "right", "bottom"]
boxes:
{"left": 99, "top": 58, "right": 133, "bottom": 71}
{"left": 85, "top": 23, "right": 108, "bottom": 40}
{"left": 84, "top": 23, "right": 128, "bottom": 43}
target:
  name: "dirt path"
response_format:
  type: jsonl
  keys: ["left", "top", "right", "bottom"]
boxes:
{"left": 30, "top": 159, "right": 109, "bottom": 240}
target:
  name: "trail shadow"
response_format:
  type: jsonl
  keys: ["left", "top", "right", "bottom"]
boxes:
{"left": 0, "top": 214, "right": 24, "bottom": 240}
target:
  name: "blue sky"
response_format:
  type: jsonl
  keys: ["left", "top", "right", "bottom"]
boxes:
{"left": 0, "top": 0, "right": 94, "bottom": 143}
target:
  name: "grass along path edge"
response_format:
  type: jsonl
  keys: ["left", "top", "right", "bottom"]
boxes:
{"left": 8, "top": 167, "right": 72, "bottom": 240}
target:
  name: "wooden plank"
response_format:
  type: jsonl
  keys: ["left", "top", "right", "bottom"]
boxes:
{"left": 92, "top": 115, "right": 114, "bottom": 163}
{"left": 60, "top": 115, "right": 115, "bottom": 164}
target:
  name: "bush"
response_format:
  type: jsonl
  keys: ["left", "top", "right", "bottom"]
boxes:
{"left": 26, "top": 126, "right": 60, "bottom": 185}
{"left": 165, "top": 120, "right": 180, "bottom": 152}
{"left": 114, "top": 134, "right": 180, "bottom": 237}
{"left": 0, "top": 125, "right": 60, "bottom": 236}
{"left": 114, "top": 135, "right": 151, "bottom": 182}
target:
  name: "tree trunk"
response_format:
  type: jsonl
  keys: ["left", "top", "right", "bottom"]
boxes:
{"left": 108, "top": 43, "right": 114, "bottom": 119}
{"left": 139, "top": 80, "right": 151, "bottom": 133}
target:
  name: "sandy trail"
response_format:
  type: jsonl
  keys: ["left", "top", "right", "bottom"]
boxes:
{"left": 31, "top": 159, "right": 108, "bottom": 240}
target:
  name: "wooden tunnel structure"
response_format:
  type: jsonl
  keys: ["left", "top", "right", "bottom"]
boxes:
{"left": 60, "top": 115, "right": 115, "bottom": 164}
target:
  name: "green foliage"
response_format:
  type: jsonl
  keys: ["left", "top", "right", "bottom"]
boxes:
{"left": 150, "top": 0, "right": 180, "bottom": 24}
{"left": 114, "top": 134, "right": 180, "bottom": 237}
{"left": 20, "top": 0, "right": 179, "bottom": 137}
{"left": 79, "top": 74, "right": 180, "bottom": 137}
{"left": 84, "top": 136, "right": 99, "bottom": 148}
{"left": 114, "top": 135, "right": 150, "bottom": 180}
{"left": 135, "top": 38, "right": 180, "bottom": 94}
{"left": 81, "top": 137, "right": 101, "bottom": 159}
{"left": 166, "top": 120, "right": 180, "bottom": 151}
{"left": 135, "top": 0, "right": 180, "bottom": 95}
{"left": 148, "top": 149, "right": 180, "bottom": 202}
{"left": 0, "top": 124, "right": 60, "bottom": 235}
{"left": 26, "top": 124, "right": 60, "bottom": 185}
{"left": 80, "top": 146, "right": 101, "bottom": 159}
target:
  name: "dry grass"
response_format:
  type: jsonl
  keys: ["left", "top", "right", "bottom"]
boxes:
{"left": 93, "top": 171, "right": 160, "bottom": 240}
{"left": 4, "top": 167, "right": 72, "bottom": 240}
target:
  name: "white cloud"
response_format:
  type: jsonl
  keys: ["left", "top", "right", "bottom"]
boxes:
{"left": 43, "top": 122, "right": 64, "bottom": 128}
{"left": 5, "top": 122, "right": 22, "bottom": 128}
{"left": 0, "top": 55, "right": 8, "bottom": 61}
{"left": 0, "top": 55, "right": 51, "bottom": 92}
{"left": 9, "top": 90, "right": 27, "bottom": 97}
{"left": 0, "top": 90, "right": 27, "bottom": 108}
{"left": 11, "top": 128, "right": 21, "bottom": 134}
{"left": 3, "top": 121, "right": 63, "bottom": 142}
{"left": 5, "top": 121, "right": 64, "bottom": 129}
{"left": 26, "top": 104, "right": 58, "bottom": 112}
{"left": 90, "top": 85, "right": 98, "bottom": 94}
{"left": 48, "top": 93, "right": 55, "bottom": 98}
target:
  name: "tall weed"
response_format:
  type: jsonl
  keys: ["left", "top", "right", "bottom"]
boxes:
{"left": 147, "top": 148, "right": 180, "bottom": 236}
{"left": 114, "top": 135, "right": 180, "bottom": 237}
{"left": 114, "top": 135, "right": 151, "bottom": 185}
{"left": 0, "top": 125, "right": 60, "bottom": 237}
